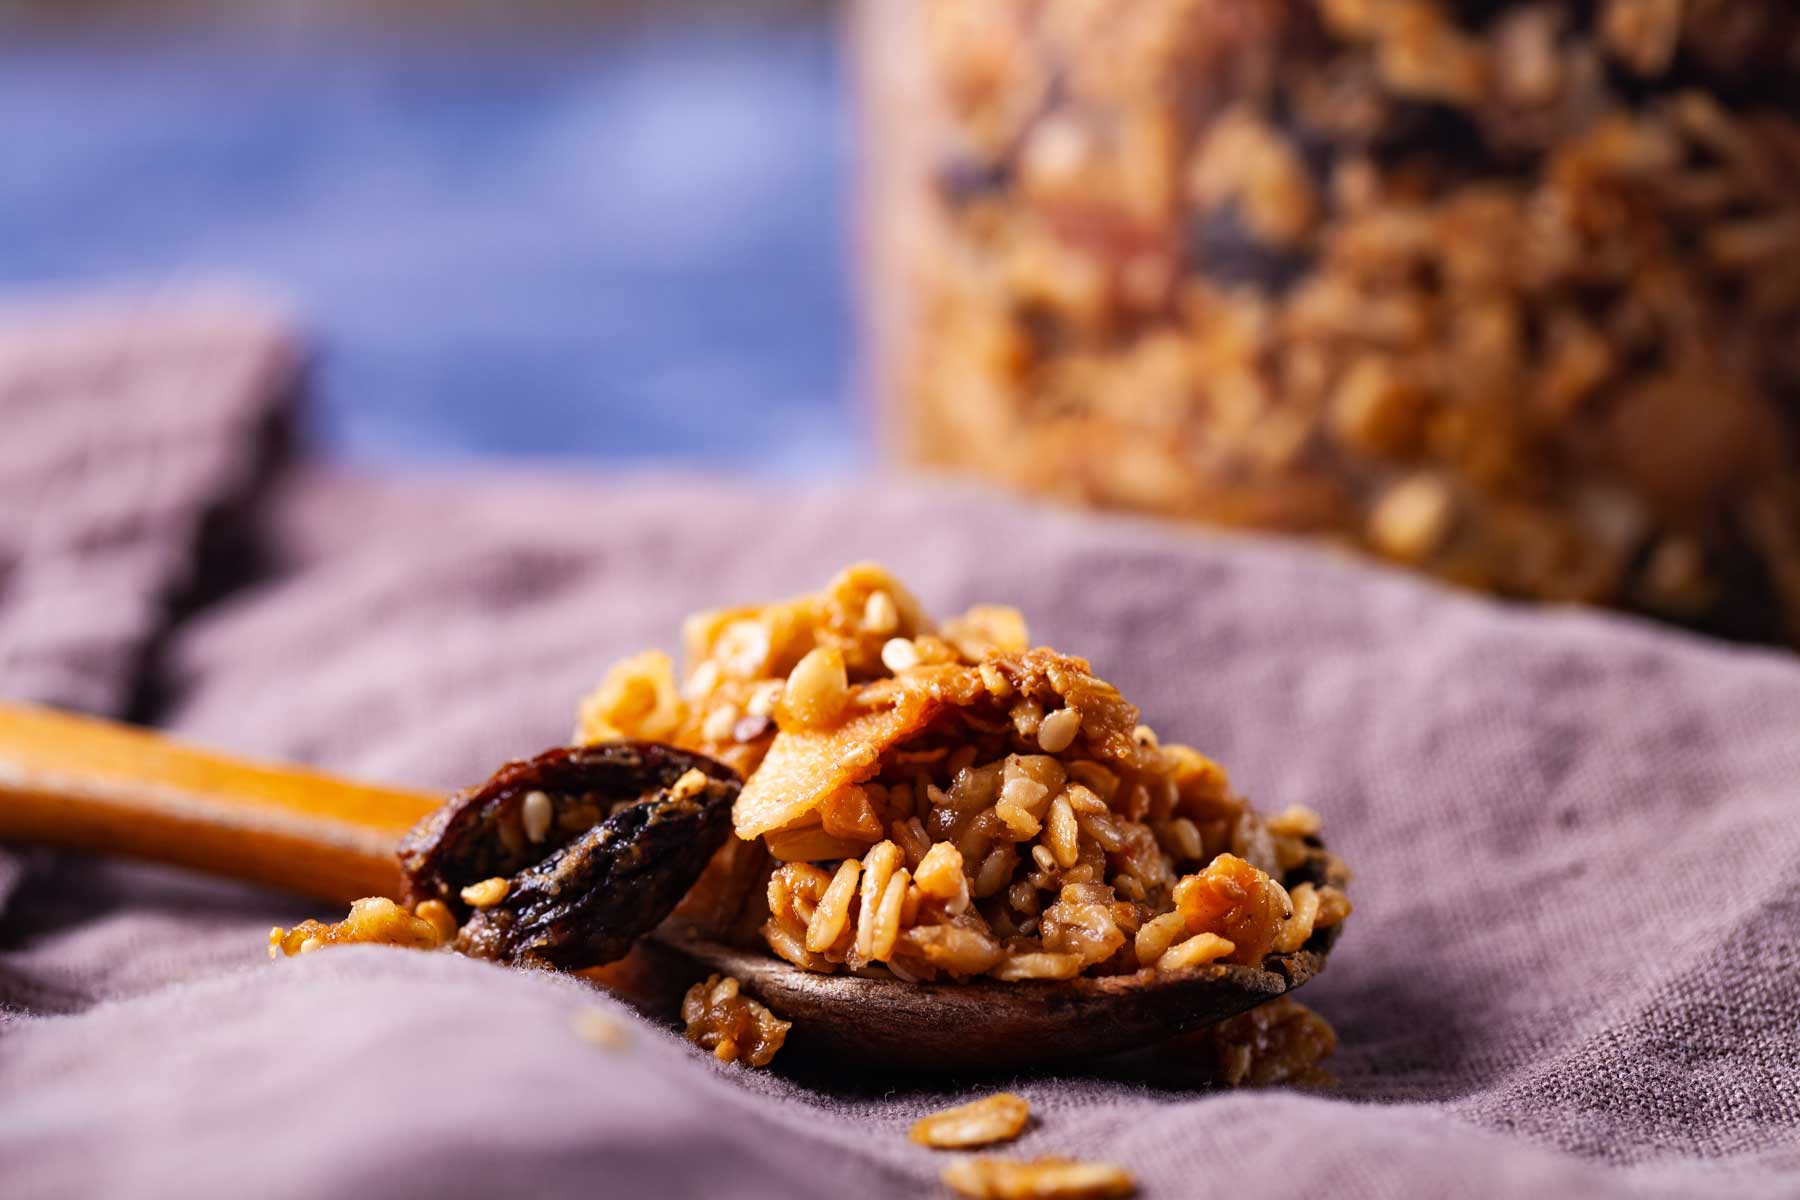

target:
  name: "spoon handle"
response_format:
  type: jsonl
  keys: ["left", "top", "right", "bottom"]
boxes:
{"left": 0, "top": 703, "right": 440, "bottom": 905}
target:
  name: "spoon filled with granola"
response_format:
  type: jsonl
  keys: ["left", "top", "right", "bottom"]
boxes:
{"left": 0, "top": 564, "right": 1349, "bottom": 1073}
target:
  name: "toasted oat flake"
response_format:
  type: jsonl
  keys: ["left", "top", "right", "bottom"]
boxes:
{"left": 715, "top": 619, "right": 772, "bottom": 679}
{"left": 805, "top": 858, "right": 863, "bottom": 953}
{"left": 683, "top": 659, "right": 722, "bottom": 702}
{"left": 1156, "top": 931, "right": 1236, "bottom": 971}
{"left": 908, "top": 1093, "right": 1031, "bottom": 1149}
{"left": 940, "top": 1156, "right": 1136, "bottom": 1200}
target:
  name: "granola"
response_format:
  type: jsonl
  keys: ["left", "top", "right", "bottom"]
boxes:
{"left": 576, "top": 564, "right": 1350, "bottom": 986}
{"left": 863, "top": 0, "right": 1800, "bottom": 644}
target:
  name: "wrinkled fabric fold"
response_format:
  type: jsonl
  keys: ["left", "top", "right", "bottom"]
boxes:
{"left": 0, "top": 289, "right": 297, "bottom": 929}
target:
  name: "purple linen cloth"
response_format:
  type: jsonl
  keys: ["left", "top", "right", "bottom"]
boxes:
{"left": 0, "top": 289, "right": 296, "bottom": 714}
{"left": 2, "top": 297, "right": 1798, "bottom": 1198}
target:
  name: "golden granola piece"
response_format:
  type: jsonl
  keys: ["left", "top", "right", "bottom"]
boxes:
{"left": 734, "top": 680, "right": 944, "bottom": 840}
{"left": 941, "top": 1156, "right": 1137, "bottom": 1200}
{"left": 680, "top": 973, "right": 791, "bottom": 1068}
{"left": 1184, "top": 996, "right": 1342, "bottom": 1089}
{"left": 268, "top": 896, "right": 452, "bottom": 958}
{"left": 909, "top": 1093, "right": 1032, "bottom": 1149}
{"left": 578, "top": 564, "right": 1350, "bottom": 993}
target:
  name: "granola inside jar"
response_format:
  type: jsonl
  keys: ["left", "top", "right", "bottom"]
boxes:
{"left": 859, "top": 0, "right": 1800, "bottom": 644}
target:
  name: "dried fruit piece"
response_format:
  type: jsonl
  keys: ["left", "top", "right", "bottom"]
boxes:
{"left": 908, "top": 1093, "right": 1031, "bottom": 1149}
{"left": 400, "top": 741, "right": 740, "bottom": 969}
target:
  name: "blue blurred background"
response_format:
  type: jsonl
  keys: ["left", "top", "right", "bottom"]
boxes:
{"left": 0, "top": 7, "right": 856, "bottom": 472}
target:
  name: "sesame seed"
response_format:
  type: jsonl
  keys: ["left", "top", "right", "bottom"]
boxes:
{"left": 669, "top": 767, "right": 711, "bottom": 801}
{"left": 461, "top": 877, "right": 510, "bottom": 909}
{"left": 521, "top": 790, "right": 553, "bottom": 844}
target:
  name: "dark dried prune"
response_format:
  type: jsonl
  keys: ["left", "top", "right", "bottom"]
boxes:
{"left": 398, "top": 741, "right": 739, "bottom": 969}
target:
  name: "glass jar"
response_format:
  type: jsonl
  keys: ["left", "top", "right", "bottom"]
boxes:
{"left": 858, "top": 0, "right": 1800, "bottom": 643}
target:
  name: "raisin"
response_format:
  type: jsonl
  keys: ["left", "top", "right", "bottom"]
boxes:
{"left": 398, "top": 741, "right": 739, "bottom": 969}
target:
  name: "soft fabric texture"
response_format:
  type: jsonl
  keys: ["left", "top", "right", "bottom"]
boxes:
{"left": 0, "top": 289, "right": 296, "bottom": 715}
{"left": 2, "top": 299, "right": 1798, "bottom": 1199}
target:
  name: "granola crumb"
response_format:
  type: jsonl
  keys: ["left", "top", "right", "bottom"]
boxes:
{"left": 414, "top": 899, "right": 459, "bottom": 943}
{"left": 680, "top": 973, "right": 791, "bottom": 1068}
{"left": 269, "top": 896, "right": 452, "bottom": 958}
{"left": 571, "top": 1007, "right": 632, "bottom": 1050}
{"left": 1265, "top": 805, "right": 1323, "bottom": 839}
{"left": 1183, "top": 996, "right": 1342, "bottom": 1088}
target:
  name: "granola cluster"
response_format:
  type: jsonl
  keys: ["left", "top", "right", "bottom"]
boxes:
{"left": 1184, "top": 995, "right": 1342, "bottom": 1088}
{"left": 268, "top": 896, "right": 455, "bottom": 958}
{"left": 576, "top": 564, "right": 1349, "bottom": 986}
{"left": 868, "top": 0, "right": 1800, "bottom": 643}
{"left": 680, "top": 973, "right": 792, "bottom": 1067}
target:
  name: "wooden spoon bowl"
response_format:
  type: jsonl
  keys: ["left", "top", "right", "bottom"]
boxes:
{"left": 652, "top": 920, "right": 1338, "bottom": 1070}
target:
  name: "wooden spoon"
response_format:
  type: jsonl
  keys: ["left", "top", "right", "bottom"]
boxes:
{"left": 649, "top": 921, "right": 1336, "bottom": 1070}
{"left": 0, "top": 702, "right": 1340, "bottom": 1069}
{"left": 0, "top": 702, "right": 435, "bottom": 903}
